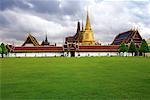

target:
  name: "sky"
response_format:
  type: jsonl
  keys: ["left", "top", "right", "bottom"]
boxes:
{"left": 0, "top": 0, "right": 150, "bottom": 45}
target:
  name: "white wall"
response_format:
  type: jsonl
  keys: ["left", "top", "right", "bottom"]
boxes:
{"left": 6, "top": 52, "right": 133, "bottom": 57}
{"left": 75, "top": 52, "right": 119, "bottom": 57}
{"left": 7, "top": 52, "right": 64, "bottom": 57}
{"left": 75, "top": 52, "right": 133, "bottom": 57}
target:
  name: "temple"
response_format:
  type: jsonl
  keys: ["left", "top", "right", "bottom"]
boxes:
{"left": 65, "top": 10, "right": 95, "bottom": 45}
{"left": 6, "top": 10, "right": 144, "bottom": 57}
{"left": 112, "top": 29, "right": 142, "bottom": 47}
{"left": 7, "top": 34, "right": 64, "bottom": 57}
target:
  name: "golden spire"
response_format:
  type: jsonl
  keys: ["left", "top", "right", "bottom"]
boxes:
{"left": 85, "top": 9, "right": 91, "bottom": 30}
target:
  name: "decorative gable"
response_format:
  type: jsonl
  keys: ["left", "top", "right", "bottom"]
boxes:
{"left": 22, "top": 34, "right": 39, "bottom": 46}
{"left": 112, "top": 29, "right": 142, "bottom": 46}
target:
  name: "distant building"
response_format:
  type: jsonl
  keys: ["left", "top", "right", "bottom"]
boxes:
{"left": 7, "top": 33, "right": 120, "bottom": 57}
{"left": 41, "top": 35, "right": 50, "bottom": 46}
{"left": 65, "top": 10, "right": 95, "bottom": 45}
{"left": 7, "top": 34, "right": 64, "bottom": 57}
{"left": 112, "top": 29, "right": 143, "bottom": 47}
{"left": 6, "top": 10, "right": 145, "bottom": 57}
{"left": 63, "top": 10, "right": 119, "bottom": 57}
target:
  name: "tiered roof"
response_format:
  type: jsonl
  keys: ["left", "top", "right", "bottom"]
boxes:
{"left": 65, "top": 21, "right": 81, "bottom": 43}
{"left": 112, "top": 29, "right": 142, "bottom": 45}
{"left": 41, "top": 35, "right": 50, "bottom": 45}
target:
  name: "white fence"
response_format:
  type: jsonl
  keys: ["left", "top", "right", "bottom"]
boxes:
{"left": 0, "top": 52, "right": 134, "bottom": 57}
{"left": 6, "top": 52, "right": 63, "bottom": 57}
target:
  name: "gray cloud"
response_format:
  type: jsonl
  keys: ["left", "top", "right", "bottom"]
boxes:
{"left": 29, "top": 0, "right": 60, "bottom": 14}
{"left": 0, "top": 0, "right": 150, "bottom": 45}
{"left": 0, "top": 0, "right": 29, "bottom": 10}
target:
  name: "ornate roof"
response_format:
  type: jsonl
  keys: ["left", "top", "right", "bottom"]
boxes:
{"left": 22, "top": 34, "right": 39, "bottom": 46}
{"left": 65, "top": 21, "right": 81, "bottom": 43}
{"left": 112, "top": 29, "right": 142, "bottom": 45}
{"left": 41, "top": 35, "right": 50, "bottom": 45}
{"left": 65, "top": 36, "right": 75, "bottom": 43}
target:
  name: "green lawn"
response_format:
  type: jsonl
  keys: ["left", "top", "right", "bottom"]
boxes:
{"left": 0, "top": 57, "right": 150, "bottom": 100}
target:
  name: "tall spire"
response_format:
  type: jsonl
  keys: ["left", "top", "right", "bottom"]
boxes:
{"left": 41, "top": 34, "right": 49, "bottom": 45}
{"left": 45, "top": 34, "right": 48, "bottom": 42}
{"left": 85, "top": 9, "right": 91, "bottom": 30}
{"left": 77, "top": 21, "right": 80, "bottom": 33}
{"left": 82, "top": 18, "right": 84, "bottom": 31}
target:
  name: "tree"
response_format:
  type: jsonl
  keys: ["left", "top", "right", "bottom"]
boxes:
{"left": 139, "top": 39, "right": 150, "bottom": 56}
{"left": 0, "top": 43, "right": 8, "bottom": 58}
{"left": 119, "top": 42, "right": 128, "bottom": 56}
{"left": 128, "top": 41, "right": 137, "bottom": 56}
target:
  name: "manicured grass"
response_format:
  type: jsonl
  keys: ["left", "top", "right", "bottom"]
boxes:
{"left": 0, "top": 57, "right": 150, "bottom": 100}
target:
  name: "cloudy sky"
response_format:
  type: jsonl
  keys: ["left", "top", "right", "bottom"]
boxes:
{"left": 0, "top": 0, "right": 150, "bottom": 45}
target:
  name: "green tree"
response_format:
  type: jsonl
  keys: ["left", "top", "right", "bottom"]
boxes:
{"left": 119, "top": 42, "right": 128, "bottom": 56}
{"left": 128, "top": 41, "right": 137, "bottom": 56}
{"left": 139, "top": 39, "right": 150, "bottom": 56}
{"left": 0, "top": 43, "right": 8, "bottom": 58}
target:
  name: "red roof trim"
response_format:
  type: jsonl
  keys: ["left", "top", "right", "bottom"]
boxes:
{"left": 13, "top": 46, "right": 63, "bottom": 53}
{"left": 78, "top": 45, "right": 119, "bottom": 52}
{"left": 11, "top": 45, "right": 119, "bottom": 53}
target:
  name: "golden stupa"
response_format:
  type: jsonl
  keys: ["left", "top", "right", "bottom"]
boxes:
{"left": 65, "top": 10, "right": 95, "bottom": 45}
{"left": 81, "top": 10, "right": 95, "bottom": 45}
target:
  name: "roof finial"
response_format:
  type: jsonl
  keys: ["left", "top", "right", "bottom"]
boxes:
{"left": 77, "top": 21, "right": 80, "bottom": 33}
{"left": 82, "top": 17, "right": 84, "bottom": 31}
{"left": 85, "top": 7, "right": 91, "bottom": 30}
{"left": 45, "top": 34, "right": 48, "bottom": 42}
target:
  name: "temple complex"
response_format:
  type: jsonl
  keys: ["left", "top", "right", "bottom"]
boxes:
{"left": 6, "top": 10, "right": 144, "bottom": 57}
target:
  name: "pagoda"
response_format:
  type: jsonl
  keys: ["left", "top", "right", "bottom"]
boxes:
{"left": 41, "top": 35, "right": 50, "bottom": 46}
{"left": 81, "top": 10, "right": 95, "bottom": 45}
{"left": 65, "top": 10, "right": 95, "bottom": 45}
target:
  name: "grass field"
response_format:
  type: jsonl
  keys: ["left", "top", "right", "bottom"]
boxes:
{"left": 0, "top": 57, "right": 150, "bottom": 100}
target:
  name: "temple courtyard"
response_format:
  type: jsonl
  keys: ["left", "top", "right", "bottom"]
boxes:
{"left": 0, "top": 57, "right": 150, "bottom": 100}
